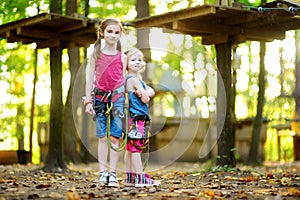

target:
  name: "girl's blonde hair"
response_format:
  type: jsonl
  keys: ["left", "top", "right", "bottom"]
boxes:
{"left": 94, "top": 18, "right": 123, "bottom": 59}
{"left": 125, "top": 48, "right": 146, "bottom": 74}
{"left": 124, "top": 48, "right": 143, "bottom": 59}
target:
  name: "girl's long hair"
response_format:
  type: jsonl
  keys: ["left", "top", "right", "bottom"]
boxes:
{"left": 94, "top": 18, "right": 123, "bottom": 59}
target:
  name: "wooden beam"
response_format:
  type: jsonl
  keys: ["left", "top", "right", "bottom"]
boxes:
{"left": 273, "top": 18, "right": 300, "bottom": 31}
{"left": 244, "top": 28, "right": 286, "bottom": 41}
{"left": 16, "top": 27, "right": 68, "bottom": 40}
{"left": 133, "top": 5, "right": 217, "bottom": 28}
{"left": 37, "top": 40, "right": 60, "bottom": 49}
{"left": 243, "top": 12, "right": 293, "bottom": 29}
{"left": 221, "top": 12, "right": 260, "bottom": 25}
{"left": 230, "top": 34, "right": 247, "bottom": 44}
{"left": 58, "top": 20, "right": 88, "bottom": 33}
{"left": 172, "top": 20, "right": 240, "bottom": 35}
{"left": 202, "top": 32, "right": 228, "bottom": 45}
{"left": 0, "top": 13, "right": 51, "bottom": 35}
{"left": 6, "top": 30, "right": 41, "bottom": 43}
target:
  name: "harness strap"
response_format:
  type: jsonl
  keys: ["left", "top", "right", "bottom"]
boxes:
{"left": 94, "top": 85, "right": 125, "bottom": 97}
{"left": 105, "top": 93, "right": 128, "bottom": 152}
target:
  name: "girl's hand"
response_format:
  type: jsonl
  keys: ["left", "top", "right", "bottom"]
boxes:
{"left": 85, "top": 103, "right": 95, "bottom": 115}
{"left": 134, "top": 89, "right": 142, "bottom": 97}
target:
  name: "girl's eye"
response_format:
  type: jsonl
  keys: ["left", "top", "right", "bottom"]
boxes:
{"left": 106, "top": 30, "right": 120, "bottom": 34}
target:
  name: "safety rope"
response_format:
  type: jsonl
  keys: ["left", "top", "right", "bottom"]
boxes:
{"left": 105, "top": 94, "right": 128, "bottom": 152}
{"left": 242, "top": 5, "right": 299, "bottom": 14}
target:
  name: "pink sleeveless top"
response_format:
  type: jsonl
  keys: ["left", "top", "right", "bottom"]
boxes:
{"left": 94, "top": 51, "right": 124, "bottom": 102}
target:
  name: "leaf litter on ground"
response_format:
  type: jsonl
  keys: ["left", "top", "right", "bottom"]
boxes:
{"left": 0, "top": 161, "right": 299, "bottom": 199}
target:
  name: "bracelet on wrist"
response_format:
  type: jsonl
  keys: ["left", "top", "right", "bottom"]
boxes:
{"left": 82, "top": 96, "right": 92, "bottom": 106}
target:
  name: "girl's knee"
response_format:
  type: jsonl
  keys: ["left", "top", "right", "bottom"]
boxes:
{"left": 99, "top": 137, "right": 106, "bottom": 143}
{"left": 110, "top": 136, "right": 120, "bottom": 144}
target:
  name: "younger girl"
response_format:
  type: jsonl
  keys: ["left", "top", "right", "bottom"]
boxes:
{"left": 84, "top": 18, "right": 126, "bottom": 187}
{"left": 123, "top": 48, "right": 160, "bottom": 187}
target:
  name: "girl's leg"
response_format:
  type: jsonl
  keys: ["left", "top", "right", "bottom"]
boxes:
{"left": 124, "top": 151, "right": 133, "bottom": 172}
{"left": 107, "top": 136, "right": 120, "bottom": 187}
{"left": 109, "top": 136, "right": 120, "bottom": 172}
{"left": 98, "top": 137, "right": 108, "bottom": 172}
{"left": 124, "top": 151, "right": 135, "bottom": 186}
{"left": 131, "top": 152, "right": 143, "bottom": 173}
{"left": 97, "top": 137, "right": 109, "bottom": 187}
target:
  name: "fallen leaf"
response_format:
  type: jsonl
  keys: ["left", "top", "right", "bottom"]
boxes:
{"left": 280, "top": 177, "right": 292, "bottom": 186}
{"left": 36, "top": 183, "right": 51, "bottom": 189}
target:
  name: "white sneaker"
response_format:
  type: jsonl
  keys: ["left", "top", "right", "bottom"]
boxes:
{"left": 108, "top": 171, "right": 119, "bottom": 187}
{"left": 97, "top": 170, "right": 109, "bottom": 187}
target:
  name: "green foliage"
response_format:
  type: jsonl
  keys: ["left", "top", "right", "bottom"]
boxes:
{"left": 0, "top": 42, "right": 36, "bottom": 142}
{"left": 212, "top": 165, "right": 238, "bottom": 172}
{"left": 0, "top": 0, "right": 39, "bottom": 24}
{"left": 236, "top": 0, "right": 278, "bottom": 6}
{"left": 88, "top": 0, "right": 135, "bottom": 19}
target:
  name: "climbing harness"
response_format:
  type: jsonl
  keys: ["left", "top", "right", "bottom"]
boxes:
{"left": 92, "top": 86, "right": 128, "bottom": 152}
{"left": 127, "top": 117, "right": 151, "bottom": 170}
{"left": 84, "top": 86, "right": 152, "bottom": 169}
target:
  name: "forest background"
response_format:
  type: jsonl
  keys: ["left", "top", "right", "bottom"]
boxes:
{"left": 0, "top": 0, "right": 297, "bottom": 167}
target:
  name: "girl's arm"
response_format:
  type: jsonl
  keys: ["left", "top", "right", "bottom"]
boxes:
{"left": 85, "top": 53, "right": 96, "bottom": 115}
{"left": 136, "top": 85, "right": 150, "bottom": 103}
{"left": 122, "top": 53, "right": 127, "bottom": 77}
{"left": 145, "top": 85, "right": 155, "bottom": 98}
{"left": 127, "top": 77, "right": 150, "bottom": 103}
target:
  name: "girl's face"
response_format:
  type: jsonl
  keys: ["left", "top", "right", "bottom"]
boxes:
{"left": 102, "top": 24, "right": 121, "bottom": 45}
{"left": 127, "top": 51, "right": 145, "bottom": 73}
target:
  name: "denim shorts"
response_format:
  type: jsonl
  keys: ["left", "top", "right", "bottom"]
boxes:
{"left": 94, "top": 95, "right": 125, "bottom": 138}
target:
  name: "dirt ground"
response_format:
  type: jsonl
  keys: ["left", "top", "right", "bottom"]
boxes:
{"left": 0, "top": 161, "right": 299, "bottom": 200}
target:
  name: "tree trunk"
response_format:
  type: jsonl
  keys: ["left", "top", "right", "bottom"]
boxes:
{"left": 80, "top": 0, "right": 94, "bottom": 163}
{"left": 63, "top": 47, "right": 81, "bottom": 162}
{"left": 43, "top": 0, "right": 66, "bottom": 171}
{"left": 136, "top": 0, "right": 151, "bottom": 62}
{"left": 248, "top": 42, "right": 266, "bottom": 165}
{"left": 136, "top": 0, "right": 157, "bottom": 158}
{"left": 63, "top": 0, "right": 81, "bottom": 163}
{"left": 29, "top": 48, "right": 38, "bottom": 162}
{"left": 293, "top": 30, "right": 300, "bottom": 161}
{"left": 215, "top": 42, "right": 236, "bottom": 167}
{"left": 43, "top": 46, "right": 66, "bottom": 171}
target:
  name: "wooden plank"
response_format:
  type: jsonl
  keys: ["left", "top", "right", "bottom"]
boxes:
{"left": 221, "top": 12, "right": 260, "bottom": 25}
{"left": 133, "top": 5, "right": 217, "bottom": 28}
{"left": 243, "top": 12, "right": 294, "bottom": 29}
{"left": 244, "top": 28, "right": 286, "bottom": 41}
{"left": 0, "top": 151, "right": 18, "bottom": 164}
{"left": 230, "top": 34, "right": 247, "bottom": 44}
{"left": 37, "top": 40, "right": 60, "bottom": 49}
{"left": 0, "top": 13, "right": 51, "bottom": 35}
{"left": 6, "top": 30, "right": 36, "bottom": 43}
{"left": 202, "top": 32, "right": 228, "bottom": 45}
{"left": 58, "top": 20, "right": 88, "bottom": 33}
{"left": 16, "top": 26, "right": 69, "bottom": 40}
{"left": 272, "top": 18, "right": 300, "bottom": 31}
{"left": 172, "top": 20, "right": 240, "bottom": 35}
{"left": 7, "top": 37, "right": 34, "bottom": 43}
